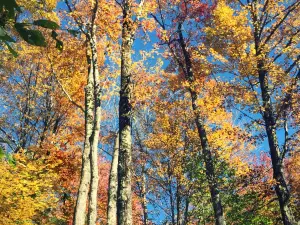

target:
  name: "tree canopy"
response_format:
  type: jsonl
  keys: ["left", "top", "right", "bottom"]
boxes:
{"left": 0, "top": 0, "right": 299, "bottom": 224}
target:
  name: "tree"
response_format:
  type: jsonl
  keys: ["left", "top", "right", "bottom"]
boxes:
{"left": 117, "top": 0, "right": 135, "bottom": 223}
{"left": 107, "top": 133, "right": 119, "bottom": 225}
{"left": 63, "top": 0, "right": 120, "bottom": 223}
{"left": 0, "top": 31, "right": 85, "bottom": 224}
{"left": 143, "top": 79, "right": 251, "bottom": 224}
{"left": 0, "top": 151, "right": 58, "bottom": 225}
{"left": 205, "top": 0, "right": 300, "bottom": 224}
{"left": 151, "top": 0, "right": 227, "bottom": 223}
{"left": 116, "top": 0, "right": 156, "bottom": 223}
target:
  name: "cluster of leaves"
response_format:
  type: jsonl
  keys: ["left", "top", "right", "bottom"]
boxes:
{"left": 0, "top": 0, "right": 63, "bottom": 57}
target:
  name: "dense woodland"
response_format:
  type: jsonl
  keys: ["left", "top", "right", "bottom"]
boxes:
{"left": 0, "top": 0, "right": 299, "bottom": 224}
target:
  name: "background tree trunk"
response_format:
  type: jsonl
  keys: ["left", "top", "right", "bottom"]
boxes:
{"left": 257, "top": 59, "right": 296, "bottom": 225}
{"left": 107, "top": 133, "right": 119, "bottom": 225}
{"left": 177, "top": 24, "right": 226, "bottom": 225}
{"left": 141, "top": 166, "right": 148, "bottom": 225}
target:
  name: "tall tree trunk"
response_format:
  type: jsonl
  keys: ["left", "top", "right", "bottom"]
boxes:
{"left": 256, "top": 59, "right": 296, "bottom": 225}
{"left": 88, "top": 30, "right": 101, "bottom": 225}
{"left": 141, "top": 166, "right": 148, "bottom": 225}
{"left": 135, "top": 130, "right": 148, "bottom": 225}
{"left": 176, "top": 183, "right": 181, "bottom": 225}
{"left": 73, "top": 46, "right": 95, "bottom": 225}
{"left": 68, "top": 1, "right": 101, "bottom": 224}
{"left": 182, "top": 196, "right": 189, "bottom": 225}
{"left": 117, "top": 0, "right": 134, "bottom": 224}
{"left": 167, "top": 163, "right": 176, "bottom": 225}
{"left": 177, "top": 24, "right": 226, "bottom": 225}
{"left": 251, "top": 6, "right": 297, "bottom": 219}
{"left": 107, "top": 133, "right": 119, "bottom": 225}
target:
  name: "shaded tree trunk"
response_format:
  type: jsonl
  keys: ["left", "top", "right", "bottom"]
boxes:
{"left": 167, "top": 163, "right": 176, "bottom": 225}
{"left": 177, "top": 24, "right": 226, "bottom": 225}
{"left": 135, "top": 129, "right": 148, "bottom": 225}
{"left": 256, "top": 59, "right": 296, "bottom": 225}
{"left": 182, "top": 196, "right": 189, "bottom": 225}
{"left": 107, "top": 133, "right": 119, "bottom": 225}
{"left": 141, "top": 166, "right": 148, "bottom": 225}
{"left": 117, "top": 0, "right": 134, "bottom": 224}
{"left": 250, "top": 3, "right": 297, "bottom": 219}
{"left": 176, "top": 183, "right": 181, "bottom": 225}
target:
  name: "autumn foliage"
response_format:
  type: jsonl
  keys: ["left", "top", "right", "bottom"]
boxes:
{"left": 0, "top": 0, "right": 299, "bottom": 224}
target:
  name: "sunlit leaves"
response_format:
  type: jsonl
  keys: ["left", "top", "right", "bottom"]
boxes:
{"left": 0, "top": 152, "right": 59, "bottom": 225}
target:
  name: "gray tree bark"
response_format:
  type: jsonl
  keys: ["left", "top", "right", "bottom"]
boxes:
{"left": 107, "top": 133, "right": 119, "bottom": 225}
{"left": 73, "top": 45, "right": 95, "bottom": 225}
{"left": 87, "top": 28, "right": 101, "bottom": 225}
{"left": 251, "top": 4, "right": 297, "bottom": 221}
{"left": 68, "top": 1, "right": 101, "bottom": 225}
{"left": 257, "top": 61, "right": 296, "bottom": 225}
{"left": 141, "top": 167, "right": 148, "bottom": 225}
{"left": 117, "top": 0, "right": 134, "bottom": 224}
{"left": 177, "top": 23, "right": 226, "bottom": 225}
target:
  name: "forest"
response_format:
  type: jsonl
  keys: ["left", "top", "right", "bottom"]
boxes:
{"left": 0, "top": 0, "right": 299, "bottom": 224}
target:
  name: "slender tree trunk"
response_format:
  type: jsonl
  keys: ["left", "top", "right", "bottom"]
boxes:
{"left": 73, "top": 46, "right": 95, "bottom": 225}
{"left": 176, "top": 183, "right": 181, "bottom": 225}
{"left": 256, "top": 59, "right": 296, "bottom": 225}
{"left": 182, "top": 172, "right": 190, "bottom": 225}
{"left": 107, "top": 133, "right": 119, "bottom": 225}
{"left": 249, "top": 1, "right": 298, "bottom": 221}
{"left": 141, "top": 166, "right": 148, "bottom": 225}
{"left": 135, "top": 131, "right": 148, "bottom": 225}
{"left": 167, "top": 163, "right": 176, "bottom": 225}
{"left": 195, "top": 115, "right": 225, "bottom": 225}
{"left": 117, "top": 1, "right": 134, "bottom": 224}
{"left": 170, "top": 184, "right": 175, "bottom": 225}
{"left": 177, "top": 24, "right": 226, "bottom": 225}
{"left": 87, "top": 30, "right": 101, "bottom": 225}
{"left": 70, "top": 1, "right": 101, "bottom": 224}
{"left": 182, "top": 196, "right": 189, "bottom": 225}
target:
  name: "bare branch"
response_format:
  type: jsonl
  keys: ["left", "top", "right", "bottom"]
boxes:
{"left": 55, "top": 76, "right": 85, "bottom": 113}
{"left": 285, "top": 55, "right": 300, "bottom": 75}
{"left": 0, "top": 128, "right": 19, "bottom": 150}
{"left": 47, "top": 55, "right": 85, "bottom": 113}
{"left": 64, "top": 0, "right": 88, "bottom": 35}
{"left": 263, "top": 1, "right": 300, "bottom": 47}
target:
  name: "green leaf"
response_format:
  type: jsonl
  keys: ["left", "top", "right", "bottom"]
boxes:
{"left": 4, "top": 41, "right": 18, "bottom": 57}
{"left": 6, "top": 153, "right": 16, "bottom": 166}
{"left": 0, "top": 25, "right": 15, "bottom": 42}
{"left": 0, "top": 147, "right": 5, "bottom": 160}
{"left": 0, "top": 26, "right": 5, "bottom": 36}
{"left": 0, "top": 0, "right": 21, "bottom": 19}
{"left": 0, "top": 34, "right": 15, "bottom": 42}
{"left": 51, "top": 30, "right": 58, "bottom": 39}
{"left": 0, "top": 27, "right": 16, "bottom": 42}
{"left": 55, "top": 39, "right": 63, "bottom": 51}
{"left": 51, "top": 31, "right": 63, "bottom": 51}
{"left": 15, "top": 23, "right": 47, "bottom": 47}
{"left": 33, "top": 20, "right": 60, "bottom": 30}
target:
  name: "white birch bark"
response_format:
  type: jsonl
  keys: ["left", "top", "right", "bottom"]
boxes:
{"left": 87, "top": 29, "right": 101, "bottom": 225}
{"left": 107, "top": 133, "right": 119, "bottom": 225}
{"left": 73, "top": 47, "right": 95, "bottom": 225}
